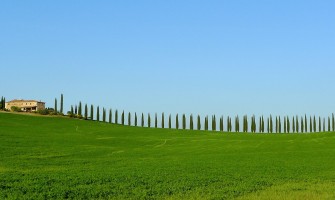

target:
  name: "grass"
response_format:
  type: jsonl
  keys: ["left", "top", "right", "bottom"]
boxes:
{"left": 1, "top": 112, "right": 335, "bottom": 199}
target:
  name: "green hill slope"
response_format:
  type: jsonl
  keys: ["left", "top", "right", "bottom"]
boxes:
{"left": 1, "top": 112, "right": 335, "bottom": 199}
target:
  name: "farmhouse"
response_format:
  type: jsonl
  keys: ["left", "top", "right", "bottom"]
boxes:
{"left": 5, "top": 99, "right": 45, "bottom": 112}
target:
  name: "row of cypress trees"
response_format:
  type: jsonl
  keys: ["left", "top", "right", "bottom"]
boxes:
{"left": 65, "top": 100, "right": 335, "bottom": 134}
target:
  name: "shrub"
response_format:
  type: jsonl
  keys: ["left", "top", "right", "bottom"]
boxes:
{"left": 37, "top": 109, "right": 50, "bottom": 115}
{"left": 11, "top": 106, "right": 22, "bottom": 112}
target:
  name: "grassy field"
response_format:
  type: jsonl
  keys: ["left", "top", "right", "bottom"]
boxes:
{"left": 1, "top": 112, "right": 335, "bottom": 199}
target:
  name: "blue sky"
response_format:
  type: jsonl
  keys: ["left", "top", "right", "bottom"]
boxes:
{"left": 1, "top": 0, "right": 334, "bottom": 119}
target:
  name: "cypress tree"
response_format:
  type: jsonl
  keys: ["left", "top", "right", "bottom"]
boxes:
{"left": 270, "top": 115, "right": 273, "bottom": 133}
{"left": 70, "top": 105, "right": 74, "bottom": 117}
{"left": 305, "top": 114, "right": 308, "bottom": 133}
{"left": 259, "top": 117, "right": 262, "bottom": 133}
{"left": 205, "top": 116, "right": 208, "bottom": 131}
{"left": 197, "top": 115, "right": 201, "bottom": 130}
{"left": 292, "top": 117, "right": 295, "bottom": 133}
{"left": 284, "top": 116, "right": 287, "bottom": 133}
{"left": 262, "top": 116, "right": 265, "bottom": 133}
{"left": 135, "top": 112, "right": 138, "bottom": 126}
{"left": 182, "top": 114, "right": 186, "bottom": 130}
{"left": 226, "top": 116, "right": 229, "bottom": 132}
{"left": 96, "top": 106, "right": 100, "bottom": 121}
{"left": 148, "top": 113, "right": 151, "bottom": 128}
{"left": 121, "top": 111, "right": 125, "bottom": 125}
{"left": 78, "top": 102, "right": 82, "bottom": 117}
{"left": 301, "top": 117, "right": 304, "bottom": 133}
{"left": 333, "top": 113, "right": 335, "bottom": 132}
{"left": 54, "top": 98, "right": 58, "bottom": 114}
{"left": 103, "top": 108, "right": 106, "bottom": 122}
{"left": 328, "top": 117, "right": 331, "bottom": 132}
{"left": 169, "top": 114, "right": 172, "bottom": 129}
{"left": 109, "top": 109, "right": 112, "bottom": 123}
{"left": 141, "top": 113, "right": 144, "bottom": 127}
{"left": 323, "top": 118, "right": 325, "bottom": 132}
{"left": 75, "top": 105, "right": 78, "bottom": 115}
{"left": 313, "top": 116, "right": 316, "bottom": 132}
{"left": 176, "top": 114, "right": 179, "bottom": 129}
{"left": 318, "top": 116, "right": 321, "bottom": 132}
{"left": 115, "top": 110, "right": 118, "bottom": 124}
{"left": 155, "top": 113, "right": 158, "bottom": 128}
{"left": 84, "top": 104, "right": 88, "bottom": 120}
{"left": 212, "top": 115, "right": 216, "bottom": 131}
{"left": 3, "top": 97, "right": 5, "bottom": 110}
{"left": 60, "top": 94, "right": 64, "bottom": 114}
{"left": 90, "top": 105, "right": 94, "bottom": 120}
{"left": 128, "top": 112, "right": 131, "bottom": 126}
{"left": 190, "top": 114, "right": 193, "bottom": 130}
{"left": 162, "top": 113, "right": 165, "bottom": 129}
{"left": 0, "top": 97, "right": 2, "bottom": 110}
{"left": 220, "top": 116, "right": 223, "bottom": 132}
{"left": 267, "top": 117, "right": 270, "bottom": 133}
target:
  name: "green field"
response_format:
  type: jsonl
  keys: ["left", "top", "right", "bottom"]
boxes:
{"left": 1, "top": 112, "right": 335, "bottom": 199}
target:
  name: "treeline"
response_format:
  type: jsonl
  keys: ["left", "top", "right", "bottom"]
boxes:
{"left": 0, "top": 96, "right": 6, "bottom": 111}
{"left": 62, "top": 97, "right": 335, "bottom": 134}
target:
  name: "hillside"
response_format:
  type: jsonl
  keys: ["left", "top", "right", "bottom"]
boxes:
{"left": 1, "top": 112, "right": 335, "bottom": 199}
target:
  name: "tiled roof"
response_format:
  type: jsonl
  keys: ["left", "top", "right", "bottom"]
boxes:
{"left": 7, "top": 99, "right": 45, "bottom": 103}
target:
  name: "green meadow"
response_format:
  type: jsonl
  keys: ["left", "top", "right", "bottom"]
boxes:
{"left": 1, "top": 112, "right": 335, "bottom": 199}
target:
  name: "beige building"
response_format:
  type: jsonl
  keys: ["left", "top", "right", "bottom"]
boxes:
{"left": 5, "top": 99, "right": 46, "bottom": 112}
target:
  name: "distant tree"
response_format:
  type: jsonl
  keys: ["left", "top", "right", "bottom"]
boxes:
{"left": 292, "top": 117, "right": 295, "bottom": 133}
{"left": 148, "top": 113, "right": 151, "bottom": 128}
{"left": 128, "top": 112, "right": 131, "bottom": 126}
{"left": 78, "top": 102, "right": 82, "bottom": 117}
{"left": 313, "top": 116, "right": 316, "bottom": 132}
{"left": 190, "top": 114, "right": 194, "bottom": 130}
{"left": 141, "top": 113, "right": 144, "bottom": 127}
{"left": 102, "top": 108, "right": 106, "bottom": 122}
{"left": 109, "top": 109, "right": 112, "bottom": 123}
{"left": 182, "top": 114, "right": 186, "bottom": 130}
{"left": 54, "top": 98, "right": 58, "bottom": 114}
{"left": 197, "top": 115, "right": 201, "bottom": 130}
{"left": 259, "top": 117, "right": 262, "bottom": 133}
{"left": 220, "top": 116, "right": 223, "bottom": 132}
{"left": 75, "top": 105, "right": 78, "bottom": 115}
{"left": 262, "top": 116, "right": 265, "bottom": 133}
{"left": 84, "top": 104, "right": 88, "bottom": 120}
{"left": 162, "top": 113, "right": 165, "bottom": 129}
{"left": 270, "top": 115, "right": 273, "bottom": 133}
{"left": 318, "top": 116, "right": 321, "bottom": 132}
{"left": 279, "top": 116, "right": 281, "bottom": 133}
{"left": 90, "top": 105, "right": 94, "bottom": 120}
{"left": 135, "top": 112, "right": 137, "bottom": 126}
{"left": 333, "top": 113, "right": 335, "bottom": 132}
{"left": 267, "top": 117, "right": 270, "bottom": 133}
{"left": 0, "top": 96, "right": 3, "bottom": 110}
{"left": 176, "top": 114, "right": 179, "bottom": 129}
{"left": 155, "top": 113, "right": 158, "bottom": 128}
{"left": 323, "top": 118, "right": 325, "bottom": 132}
{"left": 295, "top": 116, "right": 299, "bottom": 133}
{"left": 58, "top": 94, "right": 63, "bottom": 114}
{"left": 212, "top": 115, "right": 216, "bottom": 131}
{"left": 328, "top": 117, "right": 331, "bottom": 132}
{"left": 205, "top": 116, "right": 208, "bottom": 131}
{"left": 168, "top": 114, "right": 172, "bottom": 129}
{"left": 121, "top": 111, "right": 125, "bottom": 125}
{"left": 70, "top": 105, "right": 74, "bottom": 117}
{"left": 115, "top": 110, "right": 118, "bottom": 124}
{"left": 96, "top": 106, "right": 100, "bottom": 121}
{"left": 275, "top": 116, "right": 278, "bottom": 133}
{"left": 236, "top": 115, "right": 240, "bottom": 132}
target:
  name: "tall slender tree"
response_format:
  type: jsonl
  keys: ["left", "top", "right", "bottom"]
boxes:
{"left": 267, "top": 117, "right": 270, "bottom": 133}
{"left": 84, "top": 104, "right": 88, "bottom": 120}
{"left": 270, "top": 115, "right": 273, "bottom": 133}
{"left": 155, "top": 113, "right": 158, "bottom": 128}
{"left": 135, "top": 112, "right": 138, "bottom": 126}
{"left": 0, "top": 97, "right": 3, "bottom": 110}
{"left": 141, "top": 113, "right": 144, "bottom": 127}
{"left": 54, "top": 98, "right": 58, "bottom": 114}
{"left": 220, "top": 116, "right": 223, "bottom": 132}
{"left": 109, "top": 109, "right": 112, "bottom": 123}
{"left": 292, "top": 117, "right": 295, "bottom": 133}
{"left": 310, "top": 116, "right": 313, "bottom": 133}
{"left": 323, "top": 118, "right": 325, "bottom": 132}
{"left": 102, "top": 108, "right": 106, "bottom": 122}
{"left": 301, "top": 117, "right": 304, "bottom": 133}
{"left": 236, "top": 115, "right": 239, "bottom": 132}
{"left": 182, "top": 114, "right": 186, "bottom": 130}
{"left": 70, "top": 105, "right": 74, "bottom": 117}
{"left": 197, "top": 115, "right": 201, "bottom": 130}
{"left": 75, "top": 105, "right": 77, "bottom": 115}
{"left": 169, "top": 114, "right": 172, "bottom": 129}
{"left": 148, "top": 113, "right": 151, "bottom": 128}
{"left": 328, "top": 117, "right": 331, "bottom": 132}
{"left": 296, "top": 116, "right": 299, "bottom": 133}
{"left": 96, "top": 106, "right": 100, "bottom": 121}
{"left": 333, "top": 113, "right": 335, "bottom": 132}
{"left": 313, "top": 116, "right": 316, "bottom": 132}
{"left": 305, "top": 114, "right": 308, "bottom": 133}
{"left": 318, "top": 116, "right": 321, "bottom": 132}
{"left": 115, "top": 110, "right": 118, "bottom": 124}
{"left": 121, "top": 111, "right": 125, "bottom": 125}
{"left": 90, "top": 105, "right": 94, "bottom": 120}
{"left": 161, "top": 113, "right": 165, "bottom": 129}
{"left": 284, "top": 116, "right": 287, "bottom": 133}
{"left": 287, "top": 116, "right": 290, "bottom": 133}
{"left": 78, "top": 102, "right": 82, "bottom": 117}
{"left": 128, "top": 112, "right": 131, "bottom": 126}
{"left": 279, "top": 116, "right": 282, "bottom": 133}
{"left": 262, "top": 116, "right": 265, "bottom": 133}
{"left": 205, "top": 116, "right": 208, "bottom": 131}
{"left": 190, "top": 114, "right": 194, "bottom": 130}
{"left": 212, "top": 115, "right": 216, "bottom": 131}
{"left": 60, "top": 94, "right": 64, "bottom": 114}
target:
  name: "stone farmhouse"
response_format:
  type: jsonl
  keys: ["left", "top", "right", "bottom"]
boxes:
{"left": 5, "top": 99, "right": 46, "bottom": 112}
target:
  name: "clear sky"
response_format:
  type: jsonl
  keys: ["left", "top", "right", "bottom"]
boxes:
{"left": 1, "top": 0, "right": 334, "bottom": 119}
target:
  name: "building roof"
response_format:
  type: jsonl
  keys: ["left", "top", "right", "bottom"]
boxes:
{"left": 7, "top": 99, "right": 45, "bottom": 103}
